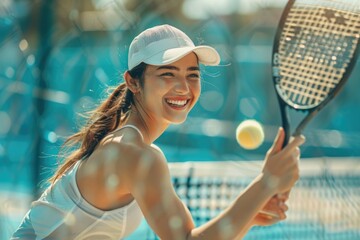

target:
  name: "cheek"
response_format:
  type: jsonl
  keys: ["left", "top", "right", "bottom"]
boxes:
{"left": 142, "top": 81, "right": 168, "bottom": 106}
{"left": 148, "top": 78, "right": 172, "bottom": 94}
{"left": 192, "top": 82, "right": 201, "bottom": 100}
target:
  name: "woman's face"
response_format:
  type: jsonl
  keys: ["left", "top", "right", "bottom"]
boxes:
{"left": 139, "top": 52, "right": 201, "bottom": 125}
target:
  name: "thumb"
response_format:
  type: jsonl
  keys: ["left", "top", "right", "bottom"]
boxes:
{"left": 269, "top": 127, "right": 285, "bottom": 154}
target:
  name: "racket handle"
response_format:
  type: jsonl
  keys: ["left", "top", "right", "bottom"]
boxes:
{"left": 282, "top": 133, "right": 290, "bottom": 148}
{"left": 282, "top": 116, "right": 290, "bottom": 147}
{"left": 279, "top": 102, "right": 291, "bottom": 148}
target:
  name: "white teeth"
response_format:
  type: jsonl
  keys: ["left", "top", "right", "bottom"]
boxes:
{"left": 166, "top": 99, "right": 187, "bottom": 106}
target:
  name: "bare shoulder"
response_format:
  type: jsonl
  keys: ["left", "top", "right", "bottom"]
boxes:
{"left": 75, "top": 127, "right": 172, "bottom": 208}
{"left": 77, "top": 138, "right": 169, "bottom": 199}
{"left": 123, "top": 142, "right": 169, "bottom": 178}
{"left": 95, "top": 140, "right": 169, "bottom": 181}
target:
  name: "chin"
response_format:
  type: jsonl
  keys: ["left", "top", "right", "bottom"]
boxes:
{"left": 167, "top": 115, "right": 188, "bottom": 125}
{"left": 172, "top": 119, "right": 187, "bottom": 125}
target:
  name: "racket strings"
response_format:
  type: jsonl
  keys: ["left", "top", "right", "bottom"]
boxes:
{"left": 277, "top": 2, "right": 360, "bottom": 108}
{"left": 279, "top": 61, "right": 344, "bottom": 105}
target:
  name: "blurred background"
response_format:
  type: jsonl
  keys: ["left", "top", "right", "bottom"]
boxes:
{"left": 1, "top": 0, "right": 359, "bottom": 239}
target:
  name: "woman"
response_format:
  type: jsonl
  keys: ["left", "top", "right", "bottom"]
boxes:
{"left": 12, "top": 24, "right": 305, "bottom": 240}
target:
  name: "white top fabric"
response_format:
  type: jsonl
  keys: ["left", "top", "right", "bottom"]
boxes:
{"left": 11, "top": 126, "right": 144, "bottom": 240}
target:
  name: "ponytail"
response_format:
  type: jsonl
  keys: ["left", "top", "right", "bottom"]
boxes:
{"left": 49, "top": 63, "right": 147, "bottom": 184}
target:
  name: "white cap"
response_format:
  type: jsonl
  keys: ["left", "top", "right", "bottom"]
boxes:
{"left": 128, "top": 24, "right": 221, "bottom": 70}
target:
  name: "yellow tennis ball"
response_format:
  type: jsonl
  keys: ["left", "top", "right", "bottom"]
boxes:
{"left": 236, "top": 120, "right": 265, "bottom": 150}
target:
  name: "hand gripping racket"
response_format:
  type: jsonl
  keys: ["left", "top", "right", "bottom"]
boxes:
{"left": 272, "top": 0, "right": 360, "bottom": 146}
{"left": 260, "top": 0, "right": 360, "bottom": 219}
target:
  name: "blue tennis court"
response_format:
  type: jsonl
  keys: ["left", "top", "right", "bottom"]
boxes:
{"left": 1, "top": 0, "right": 360, "bottom": 239}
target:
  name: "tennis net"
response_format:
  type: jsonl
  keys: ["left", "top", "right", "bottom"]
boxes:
{"left": 164, "top": 158, "right": 360, "bottom": 240}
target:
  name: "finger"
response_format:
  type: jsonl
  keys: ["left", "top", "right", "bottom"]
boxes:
{"left": 268, "top": 127, "right": 285, "bottom": 154}
{"left": 276, "top": 193, "right": 286, "bottom": 200}
{"left": 264, "top": 215, "right": 281, "bottom": 224}
{"left": 295, "top": 147, "right": 300, "bottom": 157}
{"left": 269, "top": 196, "right": 278, "bottom": 203}
{"left": 277, "top": 191, "right": 290, "bottom": 201}
{"left": 279, "top": 202, "right": 288, "bottom": 212}
{"left": 278, "top": 211, "right": 287, "bottom": 220}
{"left": 281, "top": 135, "right": 305, "bottom": 158}
{"left": 256, "top": 214, "right": 280, "bottom": 225}
{"left": 284, "top": 191, "right": 290, "bottom": 200}
{"left": 275, "top": 205, "right": 287, "bottom": 219}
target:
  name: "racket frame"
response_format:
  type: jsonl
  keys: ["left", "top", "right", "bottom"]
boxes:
{"left": 271, "top": 0, "right": 360, "bottom": 145}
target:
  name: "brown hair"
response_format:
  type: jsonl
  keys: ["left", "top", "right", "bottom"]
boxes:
{"left": 49, "top": 63, "right": 147, "bottom": 184}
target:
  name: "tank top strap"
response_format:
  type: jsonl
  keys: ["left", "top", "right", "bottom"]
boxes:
{"left": 111, "top": 125, "right": 144, "bottom": 141}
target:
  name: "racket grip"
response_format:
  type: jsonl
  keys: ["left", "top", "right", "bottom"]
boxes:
{"left": 282, "top": 133, "right": 290, "bottom": 148}
{"left": 279, "top": 105, "right": 290, "bottom": 148}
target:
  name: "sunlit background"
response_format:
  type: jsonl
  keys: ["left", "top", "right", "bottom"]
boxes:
{"left": 1, "top": 0, "right": 360, "bottom": 239}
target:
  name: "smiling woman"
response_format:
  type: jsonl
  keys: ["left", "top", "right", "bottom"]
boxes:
{"left": 138, "top": 54, "right": 201, "bottom": 124}
{"left": 11, "top": 24, "right": 305, "bottom": 240}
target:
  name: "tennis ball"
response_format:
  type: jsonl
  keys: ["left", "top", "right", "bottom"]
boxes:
{"left": 236, "top": 119, "right": 265, "bottom": 150}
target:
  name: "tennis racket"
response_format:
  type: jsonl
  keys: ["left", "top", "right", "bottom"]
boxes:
{"left": 259, "top": 0, "right": 360, "bottom": 219}
{"left": 272, "top": 0, "right": 360, "bottom": 146}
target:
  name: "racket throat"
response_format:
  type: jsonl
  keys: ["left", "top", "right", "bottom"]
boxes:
{"left": 293, "top": 110, "right": 318, "bottom": 137}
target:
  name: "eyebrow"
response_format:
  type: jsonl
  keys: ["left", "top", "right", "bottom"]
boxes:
{"left": 156, "top": 65, "right": 200, "bottom": 71}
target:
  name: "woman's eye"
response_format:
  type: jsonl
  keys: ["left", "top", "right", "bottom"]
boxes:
{"left": 160, "top": 72, "right": 174, "bottom": 77}
{"left": 189, "top": 74, "right": 200, "bottom": 79}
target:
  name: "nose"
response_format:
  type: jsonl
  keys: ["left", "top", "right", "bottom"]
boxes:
{"left": 174, "top": 76, "right": 190, "bottom": 93}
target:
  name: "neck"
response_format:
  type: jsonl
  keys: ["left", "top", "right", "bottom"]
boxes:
{"left": 124, "top": 108, "right": 169, "bottom": 145}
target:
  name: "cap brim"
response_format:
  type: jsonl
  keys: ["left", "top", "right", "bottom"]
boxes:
{"left": 143, "top": 46, "right": 220, "bottom": 67}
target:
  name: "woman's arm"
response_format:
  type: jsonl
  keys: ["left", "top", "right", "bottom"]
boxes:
{"left": 188, "top": 174, "right": 275, "bottom": 239}
{"left": 123, "top": 146, "right": 195, "bottom": 239}
{"left": 123, "top": 128, "right": 304, "bottom": 239}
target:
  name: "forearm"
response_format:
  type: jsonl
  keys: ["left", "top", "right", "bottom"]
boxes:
{"left": 187, "top": 174, "right": 275, "bottom": 240}
{"left": 234, "top": 219, "right": 255, "bottom": 240}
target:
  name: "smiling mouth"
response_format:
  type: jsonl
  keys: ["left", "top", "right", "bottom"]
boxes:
{"left": 165, "top": 99, "right": 190, "bottom": 108}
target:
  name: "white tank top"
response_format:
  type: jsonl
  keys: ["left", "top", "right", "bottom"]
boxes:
{"left": 12, "top": 125, "right": 144, "bottom": 240}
